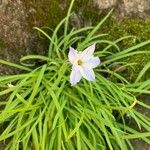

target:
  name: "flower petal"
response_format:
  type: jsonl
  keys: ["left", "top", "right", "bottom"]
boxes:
{"left": 83, "top": 57, "right": 100, "bottom": 68}
{"left": 68, "top": 47, "right": 78, "bottom": 64}
{"left": 70, "top": 66, "right": 82, "bottom": 86}
{"left": 79, "top": 66, "right": 95, "bottom": 81}
{"left": 82, "top": 43, "right": 96, "bottom": 58}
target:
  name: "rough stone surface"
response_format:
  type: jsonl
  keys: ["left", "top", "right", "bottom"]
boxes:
{"left": 0, "top": 0, "right": 48, "bottom": 74}
{"left": 0, "top": 0, "right": 29, "bottom": 48}
{"left": 94, "top": 0, "right": 150, "bottom": 18}
{"left": 94, "top": 0, "right": 117, "bottom": 9}
{"left": 0, "top": 0, "right": 150, "bottom": 72}
{"left": 131, "top": 95, "right": 150, "bottom": 150}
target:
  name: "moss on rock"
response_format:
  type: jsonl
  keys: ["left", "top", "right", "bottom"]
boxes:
{"left": 106, "top": 19, "right": 150, "bottom": 81}
{"left": 0, "top": 39, "right": 5, "bottom": 48}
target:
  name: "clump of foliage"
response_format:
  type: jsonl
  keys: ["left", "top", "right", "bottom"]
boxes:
{"left": 0, "top": 0, "right": 150, "bottom": 149}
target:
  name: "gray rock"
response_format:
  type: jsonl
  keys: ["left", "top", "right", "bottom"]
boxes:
{"left": 94, "top": 0, "right": 150, "bottom": 18}
{"left": 0, "top": 0, "right": 46, "bottom": 74}
{"left": 0, "top": 0, "right": 150, "bottom": 64}
{"left": 94, "top": 0, "right": 117, "bottom": 9}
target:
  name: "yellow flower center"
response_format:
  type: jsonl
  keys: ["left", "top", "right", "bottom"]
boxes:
{"left": 77, "top": 59, "right": 82, "bottom": 65}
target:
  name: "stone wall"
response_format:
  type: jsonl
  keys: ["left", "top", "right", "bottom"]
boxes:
{"left": 0, "top": 0, "right": 150, "bottom": 51}
{"left": 94, "top": 0, "right": 150, "bottom": 18}
{"left": 0, "top": 0, "right": 150, "bottom": 73}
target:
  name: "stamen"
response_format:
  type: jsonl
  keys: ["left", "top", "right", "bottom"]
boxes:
{"left": 77, "top": 59, "right": 82, "bottom": 65}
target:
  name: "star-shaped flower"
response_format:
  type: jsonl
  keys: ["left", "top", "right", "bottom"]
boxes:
{"left": 68, "top": 43, "right": 100, "bottom": 86}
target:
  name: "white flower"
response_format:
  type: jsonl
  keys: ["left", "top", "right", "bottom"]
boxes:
{"left": 68, "top": 43, "right": 100, "bottom": 86}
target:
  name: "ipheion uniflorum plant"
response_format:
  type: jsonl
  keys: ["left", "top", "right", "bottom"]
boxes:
{"left": 0, "top": 0, "right": 150, "bottom": 149}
